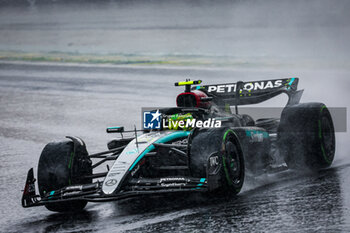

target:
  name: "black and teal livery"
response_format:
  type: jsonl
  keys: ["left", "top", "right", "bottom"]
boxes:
{"left": 21, "top": 78, "right": 335, "bottom": 213}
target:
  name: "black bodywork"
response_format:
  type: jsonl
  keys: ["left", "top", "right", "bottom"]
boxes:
{"left": 22, "top": 78, "right": 309, "bottom": 209}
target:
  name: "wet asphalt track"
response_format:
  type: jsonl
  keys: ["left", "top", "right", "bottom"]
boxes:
{"left": 0, "top": 62, "right": 350, "bottom": 232}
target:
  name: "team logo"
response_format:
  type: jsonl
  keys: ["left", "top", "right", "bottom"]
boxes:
{"left": 206, "top": 80, "right": 285, "bottom": 93}
{"left": 143, "top": 109, "right": 162, "bottom": 129}
{"left": 105, "top": 179, "right": 118, "bottom": 186}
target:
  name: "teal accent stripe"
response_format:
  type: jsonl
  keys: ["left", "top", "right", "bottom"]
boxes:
{"left": 245, "top": 129, "right": 269, "bottom": 138}
{"left": 191, "top": 179, "right": 206, "bottom": 190}
{"left": 289, "top": 78, "right": 295, "bottom": 86}
{"left": 197, "top": 178, "right": 206, "bottom": 187}
{"left": 287, "top": 78, "right": 295, "bottom": 89}
{"left": 129, "top": 131, "right": 191, "bottom": 171}
{"left": 108, "top": 127, "right": 122, "bottom": 129}
{"left": 48, "top": 190, "right": 55, "bottom": 199}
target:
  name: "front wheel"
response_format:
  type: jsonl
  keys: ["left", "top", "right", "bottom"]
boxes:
{"left": 37, "top": 139, "right": 92, "bottom": 212}
{"left": 189, "top": 127, "right": 245, "bottom": 194}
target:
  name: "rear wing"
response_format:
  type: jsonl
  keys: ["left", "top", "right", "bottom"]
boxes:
{"left": 193, "top": 78, "right": 303, "bottom": 107}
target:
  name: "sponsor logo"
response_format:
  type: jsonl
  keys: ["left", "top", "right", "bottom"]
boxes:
{"left": 210, "top": 156, "right": 219, "bottom": 167}
{"left": 126, "top": 148, "right": 139, "bottom": 155}
{"left": 65, "top": 185, "right": 83, "bottom": 191}
{"left": 63, "top": 191, "right": 81, "bottom": 196}
{"left": 160, "top": 177, "right": 188, "bottom": 182}
{"left": 143, "top": 110, "right": 162, "bottom": 129}
{"left": 246, "top": 130, "right": 269, "bottom": 142}
{"left": 208, "top": 154, "right": 220, "bottom": 175}
{"left": 108, "top": 173, "right": 119, "bottom": 177}
{"left": 207, "top": 80, "right": 283, "bottom": 93}
{"left": 159, "top": 177, "right": 190, "bottom": 187}
{"left": 105, "top": 179, "right": 118, "bottom": 186}
{"left": 160, "top": 183, "right": 186, "bottom": 187}
{"left": 250, "top": 133, "right": 264, "bottom": 142}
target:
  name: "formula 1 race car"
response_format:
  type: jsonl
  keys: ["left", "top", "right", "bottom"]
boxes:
{"left": 22, "top": 78, "right": 335, "bottom": 212}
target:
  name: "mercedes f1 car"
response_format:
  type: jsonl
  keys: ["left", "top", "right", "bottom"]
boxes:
{"left": 22, "top": 78, "right": 335, "bottom": 212}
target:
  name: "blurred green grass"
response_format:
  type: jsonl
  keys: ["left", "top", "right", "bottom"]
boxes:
{"left": 0, "top": 51, "right": 348, "bottom": 69}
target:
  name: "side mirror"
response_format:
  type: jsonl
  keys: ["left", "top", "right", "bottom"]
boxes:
{"left": 106, "top": 126, "right": 124, "bottom": 133}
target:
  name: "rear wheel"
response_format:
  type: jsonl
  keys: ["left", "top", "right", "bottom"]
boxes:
{"left": 189, "top": 127, "right": 245, "bottom": 194}
{"left": 278, "top": 103, "right": 335, "bottom": 170}
{"left": 38, "top": 139, "right": 92, "bottom": 212}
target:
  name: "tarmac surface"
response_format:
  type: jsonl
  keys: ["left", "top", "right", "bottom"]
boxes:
{"left": 0, "top": 0, "right": 350, "bottom": 232}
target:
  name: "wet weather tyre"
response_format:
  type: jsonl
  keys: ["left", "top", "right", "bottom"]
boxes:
{"left": 37, "top": 140, "right": 92, "bottom": 212}
{"left": 278, "top": 103, "right": 335, "bottom": 170}
{"left": 189, "top": 127, "right": 245, "bottom": 194}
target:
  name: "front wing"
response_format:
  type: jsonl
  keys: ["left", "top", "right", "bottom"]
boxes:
{"left": 22, "top": 168, "right": 209, "bottom": 208}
